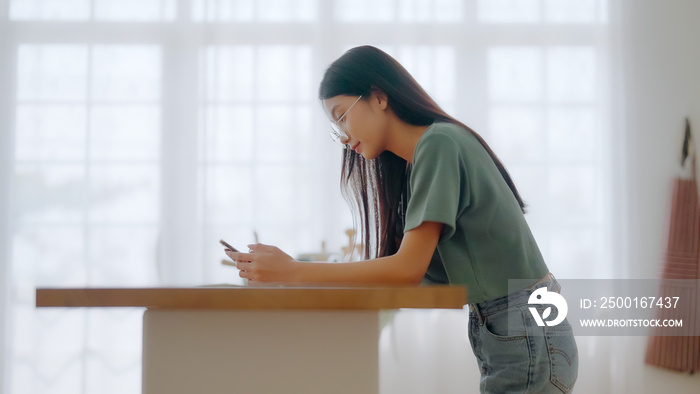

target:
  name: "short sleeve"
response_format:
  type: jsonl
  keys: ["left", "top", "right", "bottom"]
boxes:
{"left": 404, "top": 132, "right": 468, "bottom": 241}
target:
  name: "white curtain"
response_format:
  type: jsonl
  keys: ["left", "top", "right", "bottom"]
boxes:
{"left": 0, "top": 1, "right": 618, "bottom": 393}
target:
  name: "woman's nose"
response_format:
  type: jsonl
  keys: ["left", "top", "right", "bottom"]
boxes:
{"left": 338, "top": 131, "right": 351, "bottom": 145}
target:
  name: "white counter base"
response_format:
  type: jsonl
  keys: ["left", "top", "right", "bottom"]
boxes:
{"left": 142, "top": 310, "right": 380, "bottom": 394}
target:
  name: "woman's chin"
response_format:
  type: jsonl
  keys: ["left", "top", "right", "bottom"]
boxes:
{"left": 353, "top": 145, "right": 380, "bottom": 160}
{"left": 361, "top": 151, "right": 379, "bottom": 160}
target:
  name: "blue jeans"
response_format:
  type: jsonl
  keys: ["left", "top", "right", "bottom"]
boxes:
{"left": 468, "top": 275, "right": 579, "bottom": 393}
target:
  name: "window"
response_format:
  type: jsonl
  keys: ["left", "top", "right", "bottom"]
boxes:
{"left": 0, "top": 1, "right": 612, "bottom": 392}
{"left": 198, "top": 45, "right": 317, "bottom": 280}
{"left": 12, "top": 43, "right": 160, "bottom": 393}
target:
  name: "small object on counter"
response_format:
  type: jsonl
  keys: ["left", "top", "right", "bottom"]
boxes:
{"left": 341, "top": 229, "right": 364, "bottom": 262}
{"left": 296, "top": 240, "right": 333, "bottom": 262}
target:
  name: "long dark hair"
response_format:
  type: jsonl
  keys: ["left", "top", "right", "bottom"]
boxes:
{"left": 319, "top": 46, "right": 525, "bottom": 260}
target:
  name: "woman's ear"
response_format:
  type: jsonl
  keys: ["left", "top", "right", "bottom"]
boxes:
{"left": 370, "top": 88, "right": 389, "bottom": 111}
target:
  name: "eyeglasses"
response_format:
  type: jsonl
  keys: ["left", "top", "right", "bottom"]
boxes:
{"left": 329, "top": 95, "right": 363, "bottom": 147}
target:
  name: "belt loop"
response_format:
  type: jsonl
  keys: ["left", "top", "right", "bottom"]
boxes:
{"left": 547, "top": 273, "right": 561, "bottom": 294}
{"left": 472, "top": 303, "right": 484, "bottom": 326}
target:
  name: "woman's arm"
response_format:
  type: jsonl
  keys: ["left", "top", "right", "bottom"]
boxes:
{"left": 227, "top": 221, "right": 443, "bottom": 285}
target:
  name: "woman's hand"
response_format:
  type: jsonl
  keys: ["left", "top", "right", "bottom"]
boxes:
{"left": 225, "top": 243, "right": 299, "bottom": 283}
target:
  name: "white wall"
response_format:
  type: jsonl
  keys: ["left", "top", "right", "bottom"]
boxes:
{"left": 0, "top": 1, "right": 13, "bottom": 391}
{"left": 617, "top": 0, "right": 700, "bottom": 392}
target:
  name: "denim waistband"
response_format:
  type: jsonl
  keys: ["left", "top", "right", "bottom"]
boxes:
{"left": 469, "top": 273, "right": 560, "bottom": 321}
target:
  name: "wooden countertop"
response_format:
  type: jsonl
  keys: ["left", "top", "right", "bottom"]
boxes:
{"left": 36, "top": 285, "right": 467, "bottom": 310}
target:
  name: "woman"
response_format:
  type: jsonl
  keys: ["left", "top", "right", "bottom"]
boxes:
{"left": 225, "top": 46, "right": 578, "bottom": 393}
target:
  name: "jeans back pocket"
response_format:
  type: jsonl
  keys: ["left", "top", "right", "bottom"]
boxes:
{"left": 545, "top": 321, "right": 578, "bottom": 393}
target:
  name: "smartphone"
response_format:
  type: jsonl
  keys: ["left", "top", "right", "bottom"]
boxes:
{"left": 219, "top": 239, "right": 240, "bottom": 253}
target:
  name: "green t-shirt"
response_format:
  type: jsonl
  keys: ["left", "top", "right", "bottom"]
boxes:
{"left": 404, "top": 122, "right": 549, "bottom": 304}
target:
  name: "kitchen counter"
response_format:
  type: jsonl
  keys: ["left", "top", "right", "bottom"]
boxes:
{"left": 37, "top": 285, "right": 467, "bottom": 394}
